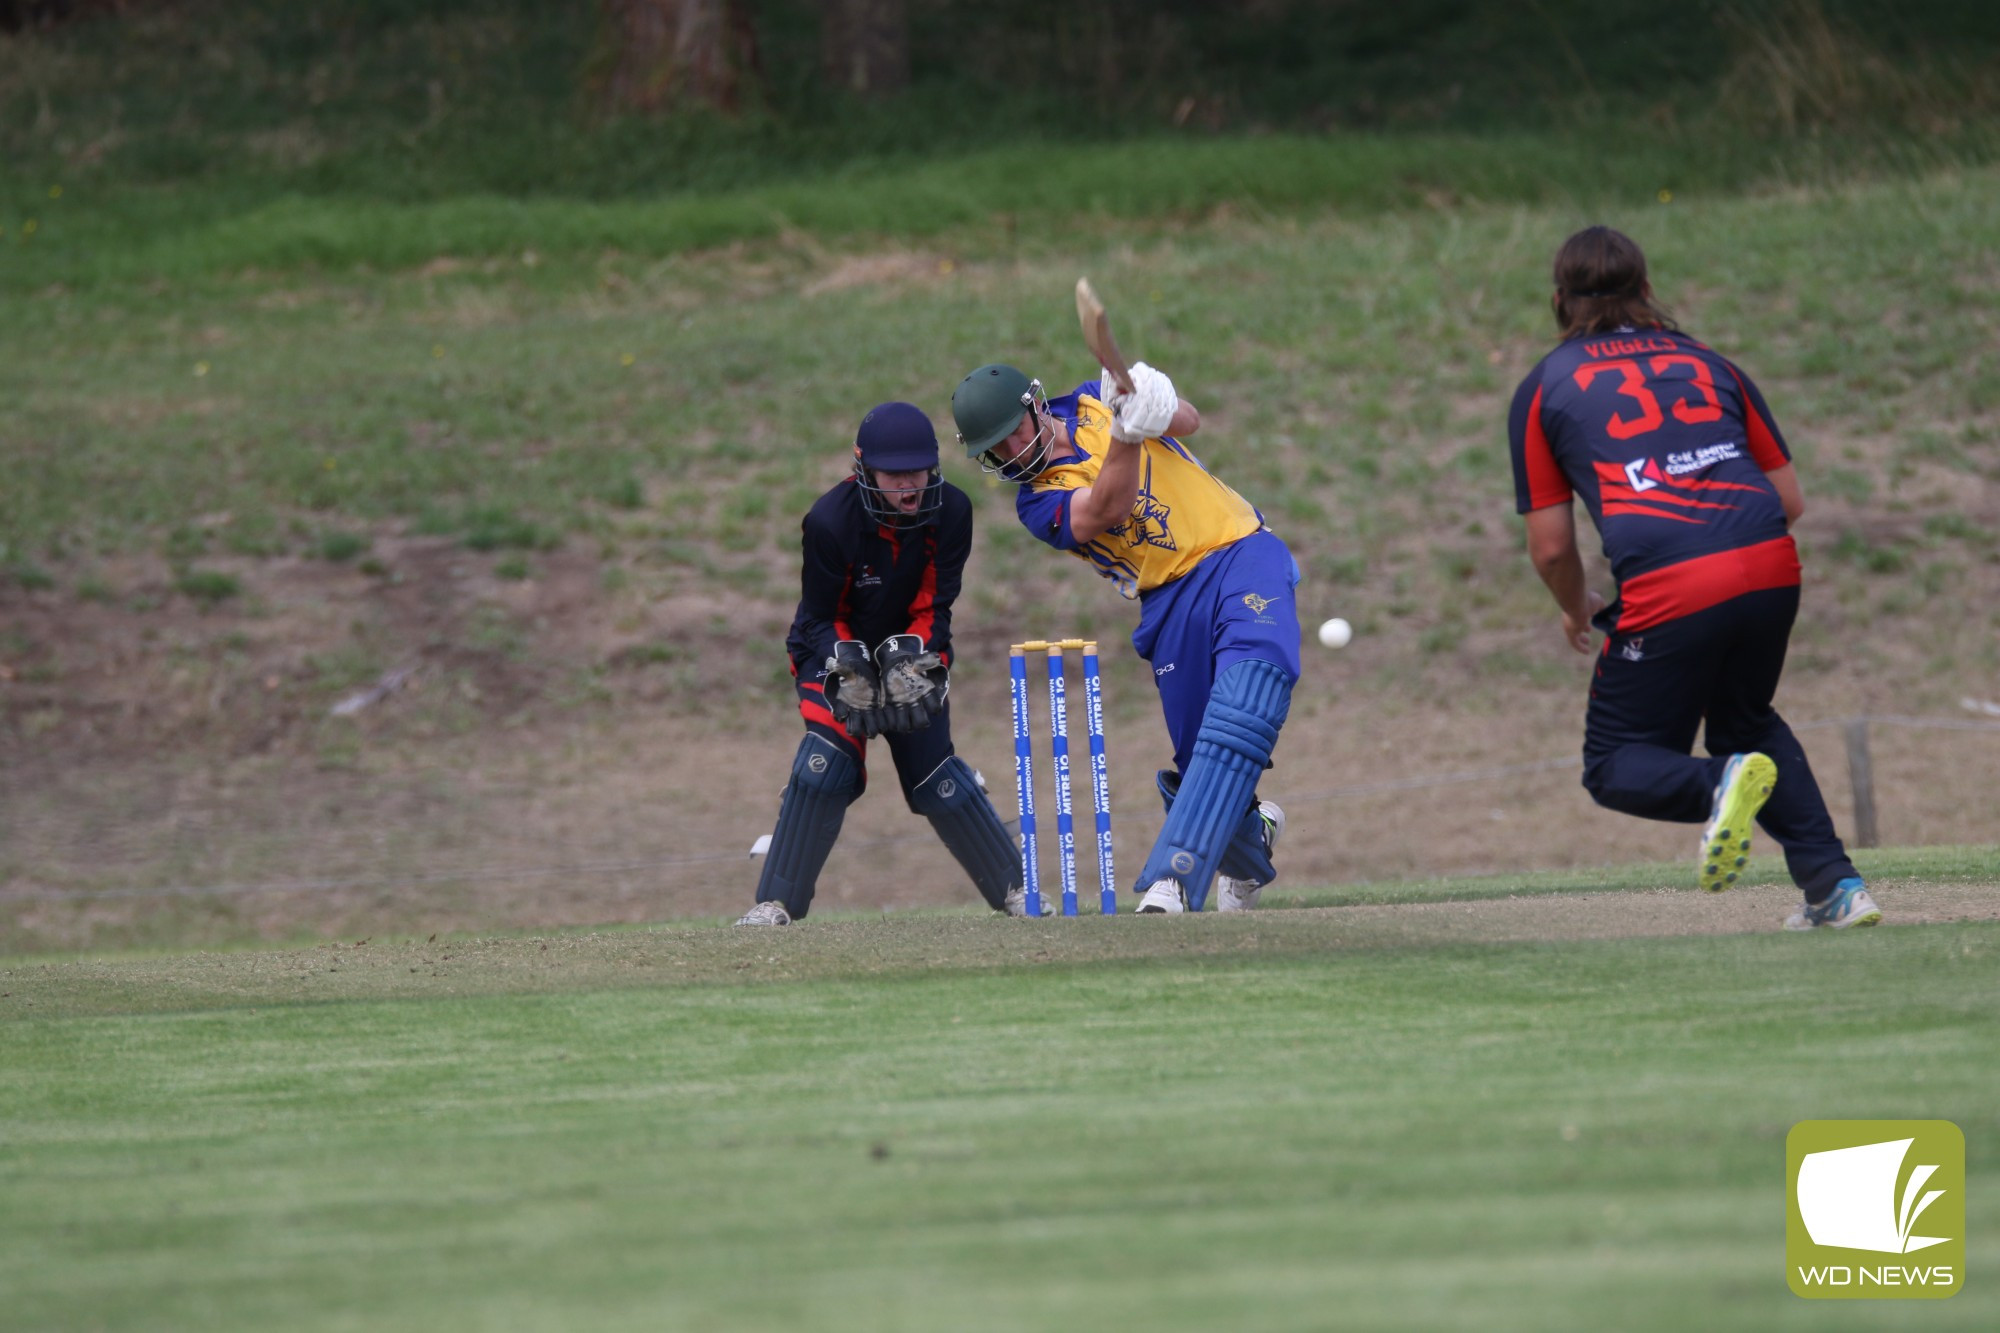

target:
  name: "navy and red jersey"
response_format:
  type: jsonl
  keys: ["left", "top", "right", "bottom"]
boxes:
{"left": 1509, "top": 326, "right": 1800, "bottom": 630}
{"left": 784, "top": 476, "right": 971, "bottom": 678}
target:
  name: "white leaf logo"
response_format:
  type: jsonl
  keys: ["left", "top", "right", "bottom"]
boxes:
{"left": 1797, "top": 1138, "right": 1951, "bottom": 1254}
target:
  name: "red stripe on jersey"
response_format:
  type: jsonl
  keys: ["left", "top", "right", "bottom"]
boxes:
{"left": 1674, "top": 476, "right": 1768, "bottom": 495}
{"left": 1598, "top": 486, "right": 1740, "bottom": 512}
{"left": 1727, "top": 365, "right": 1789, "bottom": 470}
{"left": 834, "top": 571, "right": 854, "bottom": 642}
{"left": 904, "top": 531, "right": 939, "bottom": 645}
{"left": 1603, "top": 502, "right": 1706, "bottom": 523}
{"left": 1521, "top": 386, "right": 1571, "bottom": 509}
{"left": 1615, "top": 536, "right": 1801, "bottom": 631}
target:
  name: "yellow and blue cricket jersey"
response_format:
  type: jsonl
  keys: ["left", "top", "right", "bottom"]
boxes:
{"left": 1017, "top": 385, "right": 1263, "bottom": 598}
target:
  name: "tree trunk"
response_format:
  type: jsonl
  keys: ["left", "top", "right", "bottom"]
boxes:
{"left": 820, "top": 0, "right": 907, "bottom": 98}
{"left": 599, "top": 0, "right": 759, "bottom": 115}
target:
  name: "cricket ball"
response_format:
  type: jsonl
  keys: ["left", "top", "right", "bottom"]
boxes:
{"left": 1317, "top": 617, "right": 1353, "bottom": 649}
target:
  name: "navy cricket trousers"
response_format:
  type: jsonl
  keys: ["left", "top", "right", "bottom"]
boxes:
{"left": 1581, "top": 585, "right": 1858, "bottom": 900}
{"left": 795, "top": 676, "right": 958, "bottom": 809}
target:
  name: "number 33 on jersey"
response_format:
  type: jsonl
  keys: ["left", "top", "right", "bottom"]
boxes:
{"left": 1507, "top": 328, "right": 1794, "bottom": 586}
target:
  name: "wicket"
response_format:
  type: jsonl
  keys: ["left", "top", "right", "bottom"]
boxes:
{"left": 1009, "top": 638, "right": 1116, "bottom": 917}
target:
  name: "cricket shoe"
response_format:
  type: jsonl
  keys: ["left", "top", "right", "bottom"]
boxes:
{"left": 734, "top": 901, "right": 792, "bottom": 926}
{"left": 1216, "top": 800, "right": 1286, "bottom": 913}
{"left": 1137, "top": 878, "right": 1189, "bottom": 914}
{"left": 1002, "top": 887, "right": 1053, "bottom": 918}
{"left": 1784, "top": 878, "right": 1883, "bottom": 931}
{"left": 1698, "top": 752, "right": 1777, "bottom": 893}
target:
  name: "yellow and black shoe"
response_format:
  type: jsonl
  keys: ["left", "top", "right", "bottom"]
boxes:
{"left": 1698, "top": 752, "right": 1777, "bottom": 893}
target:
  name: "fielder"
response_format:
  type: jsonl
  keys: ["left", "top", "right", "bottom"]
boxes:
{"left": 1507, "top": 225, "right": 1879, "bottom": 930}
{"left": 736, "top": 402, "right": 1027, "bottom": 925}
{"left": 950, "top": 359, "right": 1297, "bottom": 913}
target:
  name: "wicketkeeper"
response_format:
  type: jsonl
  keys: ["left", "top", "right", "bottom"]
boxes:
{"left": 736, "top": 402, "right": 1027, "bottom": 925}
{"left": 950, "top": 359, "right": 1298, "bottom": 913}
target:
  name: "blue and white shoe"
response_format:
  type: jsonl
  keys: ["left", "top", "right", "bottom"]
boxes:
{"left": 1217, "top": 800, "right": 1285, "bottom": 913}
{"left": 1785, "top": 878, "right": 1883, "bottom": 931}
{"left": 1698, "top": 752, "right": 1777, "bottom": 893}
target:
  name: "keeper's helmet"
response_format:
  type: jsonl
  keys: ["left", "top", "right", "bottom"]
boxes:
{"left": 852, "top": 401, "right": 943, "bottom": 527}
{"left": 952, "top": 363, "right": 1052, "bottom": 480}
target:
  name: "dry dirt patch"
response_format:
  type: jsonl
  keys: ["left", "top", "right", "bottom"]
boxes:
{"left": 1306, "top": 880, "right": 1998, "bottom": 946}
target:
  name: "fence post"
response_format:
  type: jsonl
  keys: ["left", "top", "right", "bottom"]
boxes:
{"left": 1844, "top": 718, "right": 1879, "bottom": 848}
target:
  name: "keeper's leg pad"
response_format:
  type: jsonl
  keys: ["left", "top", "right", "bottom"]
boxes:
{"left": 1135, "top": 660, "right": 1292, "bottom": 911}
{"left": 1155, "top": 769, "right": 1279, "bottom": 886}
{"left": 912, "top": 755, "right": 1021, "bottom": 912}
{"left": 753, "top": 734, "right": 861, "bottom": 920}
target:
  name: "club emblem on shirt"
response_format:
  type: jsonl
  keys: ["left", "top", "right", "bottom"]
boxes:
{"left": 1113, "top": 492, "right": 1176, "bottom": 552}
{"left": 1242, "top": 593, "right": 1274, "bottom": 613}
{"left": 1108, "top": 455, "right": 1177, "bottom": 552}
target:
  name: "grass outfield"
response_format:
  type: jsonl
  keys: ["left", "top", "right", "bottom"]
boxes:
{"left": 4, "top": 863, "right": 1995, "bottom": 1330}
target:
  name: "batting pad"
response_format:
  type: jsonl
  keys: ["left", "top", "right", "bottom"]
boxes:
{"left": 1134, "top": 658, "right": 1292, "bottom": 911}
{"left": 912, "top": 755, "right": 1021, "bottom": 912}
{"left": 1155, "top": 769, "right": 1278, "bottom": 887}
{"left": 753, "top": 734, "right": 861, "bottom": 919}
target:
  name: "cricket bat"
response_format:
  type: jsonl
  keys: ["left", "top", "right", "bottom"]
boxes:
{"left": 1075, "top": 278, "right": 1136, "bottom": 398}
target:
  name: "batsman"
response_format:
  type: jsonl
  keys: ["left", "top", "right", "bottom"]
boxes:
{"left": 951, "top": 318, "right": 1299, "bottom": 913}
{"left": 736, "top": 402, "right": 1026, "bottom": 925}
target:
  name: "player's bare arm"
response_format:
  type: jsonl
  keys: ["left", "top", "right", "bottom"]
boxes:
{"left": 1765, "top": 463, "right": 1805, "bottom": 528}
{"left": 1067, "top": 435, "right": 1144, "bottom": 544}
{"left": 1067, "top": 363, "right": 1188, "bottom": 543}
{"left": 1524, "top": 502, "right": 1602, "bottom": 654}
{"left": 1068, "top": 389, "right": 1195, "bottom": 541}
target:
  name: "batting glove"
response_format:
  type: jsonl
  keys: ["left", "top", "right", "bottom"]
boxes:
{"left": 1110, "top": 362, "right": 1177, "bottom": 442}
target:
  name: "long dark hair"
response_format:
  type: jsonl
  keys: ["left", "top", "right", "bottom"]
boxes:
{"left": 1550, "top": 225, "right": 1677, "bottom": 339}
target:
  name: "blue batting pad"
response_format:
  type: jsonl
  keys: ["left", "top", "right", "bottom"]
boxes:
{"left": 1155, "top": 768, "right": 1277, "bottom": 887}
{"left": 1133, "top": 658, "right": 1292, "bottom": 910}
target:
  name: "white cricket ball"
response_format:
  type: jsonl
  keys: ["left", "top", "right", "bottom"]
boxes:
{"left": 1317, "top": 617, "right": 1353, "bottom": 649}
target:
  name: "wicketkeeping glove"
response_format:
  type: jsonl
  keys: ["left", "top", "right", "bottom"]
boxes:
{"left": 1109, "top": 361, "right": 1177, "bottom": 443}
{"left": 822, "top": 639, "right": 886, "bottom": 739}
{"left": 873, "top": 634, "right": 949, "bottom": 732}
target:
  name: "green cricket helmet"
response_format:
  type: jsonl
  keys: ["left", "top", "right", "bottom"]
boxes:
{"left": 951, "top": 363, "right": 1052, "bottom": 479}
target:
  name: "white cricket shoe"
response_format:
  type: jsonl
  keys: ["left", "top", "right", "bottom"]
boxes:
{"left": 735, "top": 901, "right": 792, "bottom": 926}
{"left": 1137, "top": 878, "right": 1188, "bottom": 914}
{"left": 1216, "top": 800, "right": 1286, "bottom": 912}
